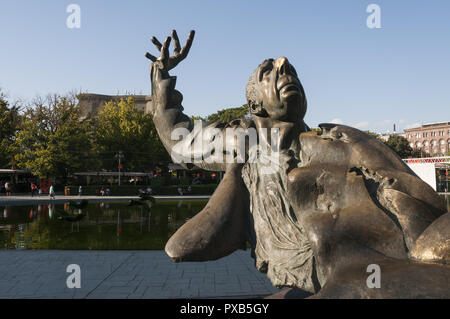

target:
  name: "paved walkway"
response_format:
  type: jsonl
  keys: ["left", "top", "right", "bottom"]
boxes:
{"left": 0, "top": 195, "right": 211, "bottom": 206}
{"left": 0, "top": 250, "right": 280, "bottom": 299}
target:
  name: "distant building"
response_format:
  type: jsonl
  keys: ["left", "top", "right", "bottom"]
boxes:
{"left": 377, "top": 124, "right": 405, "bottom": 142}
{"left": 77, "top": 93, "right": 153, "bottom": 120}
{"left": 404, "top": 122, "right": 450, "bottom": 155}
{"left": 379, "top": 132, "right": 406, "bottom": 142}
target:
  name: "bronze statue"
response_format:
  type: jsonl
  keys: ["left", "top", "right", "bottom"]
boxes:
{"left": 146, "top": 30, "right": 449, "bottom": 298}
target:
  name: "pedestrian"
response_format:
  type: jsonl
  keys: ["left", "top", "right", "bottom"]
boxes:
{"left": 49, "top": 184, "right": 55, "bottom": 200}
{"left": 78, "top": 185, "right": 82, "bottom": 197}
{"left": 5, "top": 181, "right": 11, "bottom": 196}
{"left": 38, "top": 188, "right": 42, "bottom": 196}
{"left": 177, "top": 187, "right": 183, "bottom": 196}
{"left": 31, "top": 183, "right": 37, "bottom": 197}
{"left": 100, "top": 187, "right": 104, "bottom": 197}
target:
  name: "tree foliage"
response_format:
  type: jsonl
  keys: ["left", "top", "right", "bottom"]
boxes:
{"left": 92, "top": 97, "right": 170, "bottom": 172}
{"left": 364, "top": 130, "right": 381, "bottom": 140}
{"left": 0, "top": 91, "right": 21, "bottom": 168}
{"left": 204, "top": 104, "right": 249, "bottom": 124}
{"left": 11, "top": 94, "right": 93, "bottom": 179}
{"left": 384, "top": 134, "right": 414, "bottom": 159}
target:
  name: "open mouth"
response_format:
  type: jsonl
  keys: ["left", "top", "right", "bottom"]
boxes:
{"left": 280, "top": 83, "right": 299, "bottom": 93}
{"left": 277, "top": 76, "right": 301, "bottom": 96}
{"left": 279, "top": 83, "right": 302, "bottom": 101}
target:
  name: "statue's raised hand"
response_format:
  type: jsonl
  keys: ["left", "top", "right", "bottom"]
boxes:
{"left": 145, "top": 30, "right": 195, "bottom": 71}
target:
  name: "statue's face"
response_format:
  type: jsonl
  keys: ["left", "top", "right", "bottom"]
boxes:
{"left": 250, "top": 57, "right": 306, "bottom": 122}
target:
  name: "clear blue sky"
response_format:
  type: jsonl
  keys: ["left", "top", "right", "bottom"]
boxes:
{"left": 1, "top": 0, "right": 449, "bottom": 133}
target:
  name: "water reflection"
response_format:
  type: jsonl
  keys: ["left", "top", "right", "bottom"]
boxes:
{"left": 1, "top": 196, "right": 448, "bottom": 250}
{"left": 0, "top": 200, "right": 207, "bottom": 250}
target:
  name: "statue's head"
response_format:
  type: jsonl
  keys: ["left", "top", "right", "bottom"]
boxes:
{"left": 246, "top": 57, "right": 307, "bottom": 123}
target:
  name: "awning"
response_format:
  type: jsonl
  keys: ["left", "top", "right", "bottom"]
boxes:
{"left": 0, "top": 169, "right": 31, "bottom": 174}
{"left": 73, "top": 172, "right": 153, "bottom": 177}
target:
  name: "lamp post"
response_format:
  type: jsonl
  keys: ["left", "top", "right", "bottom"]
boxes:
{"left": 115, "top": 151, "right": 124, "bottom": 186}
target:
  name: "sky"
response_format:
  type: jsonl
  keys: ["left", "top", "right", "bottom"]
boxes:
{"left": 0, "top": 0, "right": 449, "bottom": 133}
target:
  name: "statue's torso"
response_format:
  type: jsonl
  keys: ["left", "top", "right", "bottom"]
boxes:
{"left": 241, "top": 149, "right": 319, "bottom": 292}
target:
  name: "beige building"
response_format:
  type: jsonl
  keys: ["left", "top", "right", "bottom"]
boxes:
{"left": 77, "top": 93, "right": 153, "bottom": 120}
{"left": 404, "top": 122, "right": 450, "bottom": 155}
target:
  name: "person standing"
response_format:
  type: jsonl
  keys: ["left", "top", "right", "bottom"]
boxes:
{"left": 78, "top": 185, "right": 82, "bottom": 197}
{"left": 49, "top": 184, "right": 55, "bottom": 200}
{"left": 5, "top": 181, "right": 11, "bottom": 196}
{"left": 31, "top": 183, "right": 37, "bottom": 197}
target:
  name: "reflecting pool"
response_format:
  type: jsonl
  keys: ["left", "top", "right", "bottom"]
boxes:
{"left": 0, "top": 200, "right": 207, "bottom": 250}
{"left": 1, "top": 196, "right": 448, "bottom": 250}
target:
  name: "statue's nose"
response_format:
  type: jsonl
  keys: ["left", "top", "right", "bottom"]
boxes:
{"left": 276, "top": 56, "right": 290, "bottom": 75}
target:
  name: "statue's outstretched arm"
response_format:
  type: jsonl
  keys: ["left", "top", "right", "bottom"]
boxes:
{"left": 147, "top": 31, "right": 251, "bottom": 261}
{"left": 147, "top": 30, "right": 239, "bottom": 172}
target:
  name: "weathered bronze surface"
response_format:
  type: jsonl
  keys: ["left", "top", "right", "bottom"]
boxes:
{"left": 146, "top": 30, "right": 449, "bottom": 298}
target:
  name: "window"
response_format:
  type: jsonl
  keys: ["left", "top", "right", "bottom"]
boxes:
{"left": 440, "top": 140, "right": 446, "bottom": 153}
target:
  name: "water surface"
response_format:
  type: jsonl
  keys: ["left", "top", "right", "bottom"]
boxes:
{"left": 0, "top": 200, "right": 207, "bottom": 250}
{"left": 1, "top": 195, "right": 448, "bottom": 250}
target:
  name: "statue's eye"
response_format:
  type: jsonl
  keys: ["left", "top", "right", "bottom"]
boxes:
{"left": 259, "top": 60, "right": 273, "bottom": 81}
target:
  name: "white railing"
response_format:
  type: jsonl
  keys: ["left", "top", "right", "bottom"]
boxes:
{"left": 402, "top": 156, "right": 450, "bottom": 164}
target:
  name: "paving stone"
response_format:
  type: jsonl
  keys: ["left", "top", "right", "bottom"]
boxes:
{"left": 180, "top": 288, "right": 199, "bottom": 298}
{"left": 0, "top": 250, "right": 281, "bottom": 298}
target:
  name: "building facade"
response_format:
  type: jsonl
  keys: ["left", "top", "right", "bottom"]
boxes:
{"left": 77, "top": 93, "right": 153, "bottom": 120}
{"left": 404, "top": 122, "right": 450, "bottom": 155}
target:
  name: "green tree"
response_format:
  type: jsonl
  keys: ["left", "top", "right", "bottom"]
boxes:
{"left": 190, "top": 115, "right": 205, "bottom": 122}
{"left": 93, "top": 97, "right": 169, "bottom": 172}
{"left": 205, "top": 104, "right": 249, "bottom": 124}
{"left": 0, "top": 91, "right": 21, "bottom": 168}
{"left": 11, "top": 94, "right": 93, "bottom": 179}
{"left": 364, "top": 130, "right": 382, "bottom": 140}
{"left": 384, "top": 134, "right": 414, "bottom": 159}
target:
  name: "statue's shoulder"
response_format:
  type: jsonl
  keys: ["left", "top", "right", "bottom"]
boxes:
{"left": 301, "top": 123, "right": 411, "bottom": 173}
